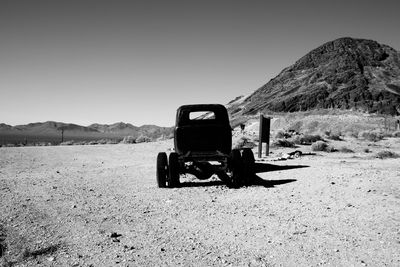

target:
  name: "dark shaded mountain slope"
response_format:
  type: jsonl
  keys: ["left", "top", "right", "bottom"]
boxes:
{"left": 228, "top": 37, "right": 400, "bottom": 117}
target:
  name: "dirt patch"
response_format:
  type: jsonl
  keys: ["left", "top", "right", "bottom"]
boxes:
{"left": 0, "top": 139, "right": 400, "bottom": 266}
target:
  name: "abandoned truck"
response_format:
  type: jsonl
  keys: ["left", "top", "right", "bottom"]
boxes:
{"left": 156, "top": 104, "right": 255, "bottom": 188}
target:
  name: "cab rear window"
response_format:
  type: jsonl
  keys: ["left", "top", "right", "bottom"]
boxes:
{"left": 189, "top": 111, "right": 216, "bottom": 120}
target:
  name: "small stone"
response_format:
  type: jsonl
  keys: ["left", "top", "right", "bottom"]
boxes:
{"left": 110, "top": 232, "right": 122, "bottom": 238}
{"left": 47, "top": 256, "right": 55, "bottom": 262}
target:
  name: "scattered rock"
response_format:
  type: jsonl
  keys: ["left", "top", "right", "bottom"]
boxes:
{"left": 123, "top": 245, "right": 135, "bottom": 251}
{"left": 110, "top": 233, "right": 122, "bottom": 238}
{"left": 293, "top": 230, "right": 307, "bottom": 235}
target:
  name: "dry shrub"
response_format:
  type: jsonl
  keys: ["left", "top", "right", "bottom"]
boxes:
{"left": 293, "top": 134, "right": 323, "bottom": 145}
{"left": 345, "top": 131, "right": 359, "bottom": 138}
{"left": 60, "top": 141, "right": 74, "bottom": 146}
{"left": 73, "top": 141, "right": 87, "bottom": 145}
{"left": 338, "top": 146, "right": 354, "bottom": 153}
{"left": 311, "top": 141, "right": 329, "bottom": 151}
{"left": 233, "top": 136, "right": 257, "bottom": 149}
{"left": 327, "top": 134, "right": 342, "bottom": 141}
{"left": 358, "top": 130, "right": 384, "bottom": 142}
{"left": 325, "top": 146, "right": 337, "bottom": 153}
{"left": 287, "top": 121, "right": 303, "bottom": 133}
{"left": 272, "top": 139, "right": 295, "bottom": 148}
{"left": 120, "top": 136, "right": 136, "bottom": 144}
{"left": 376, "top": 150, "right": 399, "bottom": 159}
{"left": 363, "top": 148, "right": 371, "bottom": 153}
{"left": 275, "top": 131, "right": 285, "bottom": 139}
{"left": 136, "top": 135, "right": 151, "bottom": 143}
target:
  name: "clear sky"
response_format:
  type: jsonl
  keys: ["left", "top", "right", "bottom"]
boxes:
{"left": 1, "top": 0, "right": 399, "bottom": 127}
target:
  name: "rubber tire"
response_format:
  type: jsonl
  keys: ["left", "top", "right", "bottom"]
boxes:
{"left": 242, "top": 148, "right": 255, "bottom": 186}
{"left": 229, "top": 149, "right": 243, "bottom": 188}
{"left": 168, "top": 152, "right": 180, "bottom": 188}
{"left": 156, "top": 152, "right": 168, "bottom": 188}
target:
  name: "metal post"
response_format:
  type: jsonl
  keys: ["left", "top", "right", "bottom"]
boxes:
{"left": 258, "top": 115, "right": 271, "bottom": 158}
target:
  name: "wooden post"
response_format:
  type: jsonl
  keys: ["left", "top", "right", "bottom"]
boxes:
{"left": 258, "top": 115, "right": 271, "bottom": 158}
{"left": 258, "top": 116, "right": 262, "bottom": 158}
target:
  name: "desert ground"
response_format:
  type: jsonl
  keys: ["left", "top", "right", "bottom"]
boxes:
{"left": 1, "top": 136, "right": 400, "bottom": 266}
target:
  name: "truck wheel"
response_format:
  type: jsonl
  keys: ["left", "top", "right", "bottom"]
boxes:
{"left": 242, "top": 148, "right": 255, "bottom": 186}
{"left": 168, "top": 152, "right": 180, "bottom": 188}
{"left": 229, "top": 149, "right": 243, "bottom": 188}
{"left": 156, "top": 152, "right": 168, "bottom": 188}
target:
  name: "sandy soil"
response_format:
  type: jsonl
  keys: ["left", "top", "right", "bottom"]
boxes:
{"left": 1, "top": 138, "right": 400, "bottom": 266}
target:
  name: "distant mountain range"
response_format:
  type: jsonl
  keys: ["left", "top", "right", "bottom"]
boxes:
{"left": 0, "top": 121, "right": 173, "bottom": 145}
{"left": 227, "top": 37, "right": 400, "bottom": 118}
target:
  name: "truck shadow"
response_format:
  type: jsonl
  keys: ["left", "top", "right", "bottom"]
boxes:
{"left": 252, "top": 162, "right": 309, "bottom": 187}
{"left": 255, "top": 162, "right": 309, "bottom": 173}
{"left": 179, "top": 163, "right": 309, "bottom": 188}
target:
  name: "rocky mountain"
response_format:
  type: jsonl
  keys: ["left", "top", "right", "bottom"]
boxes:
{"left": 0, "top": 121, "right": 173, "bottom": 145}
{"left": 228, "top": 37, "right": 400, "bottom": 117}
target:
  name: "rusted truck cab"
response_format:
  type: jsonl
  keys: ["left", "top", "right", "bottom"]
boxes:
{"left": 156, "top": 104, "right": 254, "bottom": 188}
{"left": 174, "top": 104, "right": 232, "bottom": 157}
